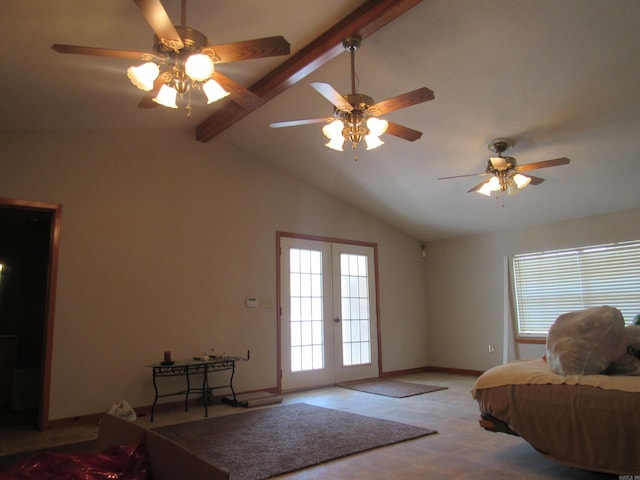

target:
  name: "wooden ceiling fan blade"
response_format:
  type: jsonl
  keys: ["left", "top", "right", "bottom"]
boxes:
{"left": 515, "top": 157, "right": 570, "bottom": 172}
{"left": 51, "top": 44, "right": 155, "bottom": 61}
{"left": 525, "top": 174, "right": 545, "bottom": 185}
{"left": 270, "top": 118, "right": 330, "bottom": 128}
{"left": 208, "top": 36, "right": 291, "bottom": 64}
{"left": 310, "top": 82, "right": 352, "bottom": 111}
{"left": 385, "top": 122, "right": 422, "bottom": 142}
{"left": 438, "top": 172, "right": 489, "bottom": 180}
{"left": 370, "top": 87, "right": 434, "bottom": 115}
{"left": 210, "top": 72, "right": 264, "bottom": 111}
{"left": 138, "top": 94, "right": 159, "bottom": 108}
{"left": 133, "top": 0, "right": 184, "bottom": 49}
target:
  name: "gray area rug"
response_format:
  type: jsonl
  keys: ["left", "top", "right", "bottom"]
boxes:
{"left": 154, "top": 402, "right": 436, "bottom": 480}
{"left": 338, "top": 379, "right": 448, "bottom": 397}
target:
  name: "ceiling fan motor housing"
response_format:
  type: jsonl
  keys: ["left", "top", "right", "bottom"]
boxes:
{"left": 343, "top": 93, "right": 374, "bottom": 112}
{"left": 153, "top": 26, "right": 208, "bottom": 58}
{"left": 486, "top": 156, "right": 516, "bottom": 172}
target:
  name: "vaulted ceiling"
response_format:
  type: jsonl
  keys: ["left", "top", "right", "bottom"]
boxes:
{"left": 2, "top": 0, "right": 639, "bottom": 241}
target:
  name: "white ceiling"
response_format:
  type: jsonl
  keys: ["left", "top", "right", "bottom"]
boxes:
{"left": 2, "top": 0, "right": 639, "bottom": 241}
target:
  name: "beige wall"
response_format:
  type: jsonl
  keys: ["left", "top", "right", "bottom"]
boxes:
{"left": 3, "top": 128, "right": 638, "bottom": 420}
{"left": 424, "top": 207, "right": 640, "bottom": 372}
{"left": 1, "top": 130, "right": 428, "bottom": 420}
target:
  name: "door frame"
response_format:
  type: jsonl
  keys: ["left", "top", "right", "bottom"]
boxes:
{"left": 0, "top": 197, "right": 62, "bottom": 430}
{"left": 275, "top": 231, "right": 382, "bottom": 392}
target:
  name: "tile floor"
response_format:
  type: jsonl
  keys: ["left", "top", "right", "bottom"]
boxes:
{"left": 0, "top": 372, "right": 618, "bottom": 479}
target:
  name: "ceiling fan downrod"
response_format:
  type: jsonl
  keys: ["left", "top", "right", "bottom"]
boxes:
{"left": 180, "top": 0, "right": 187, "bottom": 27}
{"left": 343, "top": 35, "right": 361, "bottom": 95}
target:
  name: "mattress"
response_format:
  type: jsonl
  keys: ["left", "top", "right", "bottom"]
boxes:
{"left": 471, "top": 358, "right": 640, "bottom": 475}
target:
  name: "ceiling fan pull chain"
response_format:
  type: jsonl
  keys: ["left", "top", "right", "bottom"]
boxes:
{"left": 186, "top": 89, "right": 192, "bottom": 119}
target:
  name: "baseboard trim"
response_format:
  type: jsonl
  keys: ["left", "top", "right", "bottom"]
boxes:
{"left": 47, "top": 398, "right": 203, "bottom": 429}
{"left": 380, "top": 366, "right": 431, "bottom": 377}
{"left": 46, "top": 412, "right": 104, "bottom": 430}
{"left": 382, "top": 365, "right": 484, "bottom": 378}
{"left": 425, "top": 365, "right": 484, "bottom": 377}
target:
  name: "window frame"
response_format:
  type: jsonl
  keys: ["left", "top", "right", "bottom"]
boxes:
{"left": 510, "top": 240, "right": 640, "bottom": 342}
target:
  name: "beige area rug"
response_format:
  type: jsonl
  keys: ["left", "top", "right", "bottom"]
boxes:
{"left": 337, "top": 379, "right": 448, "bottom": 397}
{"left": 154, "top": 402, "right": 436, "bottom": 480}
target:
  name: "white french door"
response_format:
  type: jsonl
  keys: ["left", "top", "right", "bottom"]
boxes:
{"left": 280, "top": 236, "right": 379, "bottom": 391}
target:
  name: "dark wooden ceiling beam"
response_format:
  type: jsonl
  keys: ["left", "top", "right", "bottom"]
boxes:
{"left": 195, "top": 0, "right": 423, "bottom": 142}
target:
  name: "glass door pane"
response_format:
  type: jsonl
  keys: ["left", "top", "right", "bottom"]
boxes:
{"left": 340, "top": 253, "right": 371, "bottom": 366}
{"left": 289, "top": 248, "right": 324, "bottom": 371}
{"left": 332, "top": 243, "right": 378, "bottom": 384}
{"left": 280, "top": 237, "right": 334, "bottom": 391}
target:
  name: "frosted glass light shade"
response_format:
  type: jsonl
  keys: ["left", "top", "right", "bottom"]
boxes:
{"left": 127, "top": 62, "right": 159, "bottom": 91}
{"left": 366, "top": 117, "right": 388, "bottom": 136}
{"left": 478, "top": 175, "right": 501, "bottom": 196}
{"left": 364, "top": 117, "right": 388, "bottom": 149}
{"left": 513, "top": 173, "right": 531, "bottom": 189}
{"left": 325, "top": 136, "right": 345, "bottom": 151}
{"left": 322, "top": 120, "right": 345, "bottom": 151}
{"left": 202, "top": 79, "right": 230, "bottom": 103}
{"left": 185, "top": 54, "right": 215, "bottom": 82}
{"left": 322, "top": 119, "right": 343, "bottom": 139}
{"left": 153, "top": 84, "right": 178, "bottom": 108}
{"left": 364, "top": 134, "right": 384, "bottom": 150}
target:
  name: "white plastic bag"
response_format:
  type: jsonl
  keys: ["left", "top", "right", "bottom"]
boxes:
{"left": 546, "top": 305, "right": 628, "bottom": 375}
{"left": 107, "top": 399, "right": 137, "bottom": 422}
{"left": 606, "top": 325, "right": 640, "bottom": 375}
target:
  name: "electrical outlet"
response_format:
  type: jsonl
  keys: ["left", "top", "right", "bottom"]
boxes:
{"left": 488, "top": 344, "right": 495, "bottom": 353}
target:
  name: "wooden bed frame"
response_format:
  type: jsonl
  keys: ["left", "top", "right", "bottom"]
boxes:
{"left": 472, "top": 358, "right": 640, "bottom": 475}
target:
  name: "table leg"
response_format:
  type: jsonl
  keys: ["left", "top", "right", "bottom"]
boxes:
{"left": 228, "top": 362, "right": 237, "bottom": 403}
{"left": 203, "top": 363, "right": 210, "bottom": 417}
{"left": 151, "top": 368, "right": 159, "bottom": 422}
{"left": 184, "top": 366, "right": 191, "bottom": 412}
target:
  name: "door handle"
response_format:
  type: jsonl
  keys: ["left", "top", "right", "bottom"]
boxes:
{"left": 334, "top": 318, "right": 341, "bottom": 323}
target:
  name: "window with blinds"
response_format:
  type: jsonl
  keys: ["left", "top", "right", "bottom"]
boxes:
{"left": 511, "top": 240, "right": 640, "bottom": 338}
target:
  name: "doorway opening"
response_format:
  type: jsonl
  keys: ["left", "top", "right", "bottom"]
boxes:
{"left": 0, "top": 198, "right": 61, "bottom": 431}
{"left": 277, "top": 232, "right": 381, "bottom": 392}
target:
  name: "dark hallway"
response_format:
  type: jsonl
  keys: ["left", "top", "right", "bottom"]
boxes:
{"left": 0, "top": 207, "right": 53, "bottom": 429}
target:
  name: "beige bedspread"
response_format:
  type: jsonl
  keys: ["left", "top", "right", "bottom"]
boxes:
{"left": 471, "top": 358, "right": 640, "bottom": 475}
{"left": 472, "top": 357, "right": 640, "bottom": 394}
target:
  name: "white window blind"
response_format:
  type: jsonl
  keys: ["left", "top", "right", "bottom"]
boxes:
{"left": 511, "top": 240, "right": 640, "bottom": 337}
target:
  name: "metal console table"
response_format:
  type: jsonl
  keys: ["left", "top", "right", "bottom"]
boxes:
{"left": 147, "top": 357, "right": 240, "bottom": 422}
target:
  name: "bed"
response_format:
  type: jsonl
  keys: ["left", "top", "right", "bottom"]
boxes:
{"left": 471, "top": 357, "right": 640, "bottom": 475}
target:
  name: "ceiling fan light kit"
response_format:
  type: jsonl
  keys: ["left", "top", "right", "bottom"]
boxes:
{"left": 270, "top": 34, "right": 434, "bottom": 159}
{"left": 52, "top": 0, "right": 291, "bottom": 117}
{"left": 322, "top": 116, "right": 389, "bottom": 151}
{"left": 438, "top": 138, "right": 570, "bottom": 197}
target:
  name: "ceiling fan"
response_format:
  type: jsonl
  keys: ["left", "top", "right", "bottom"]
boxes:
{"left": 51, "top": 0, "right": 290, "bottom": 117}
{"left": 438, "top": 138, "right": 570, "bottom": 196}
{"left": 269, "top": 35, "right": 434, "bottom": 158}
